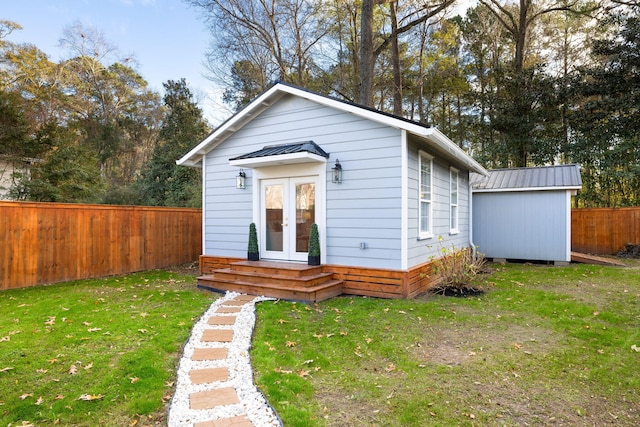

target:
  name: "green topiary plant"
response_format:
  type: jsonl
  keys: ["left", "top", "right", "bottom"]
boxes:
{"left": 308, "top": 223, "right": 321, "bottom": 265}
{"left": 248, "top": 223, "right": 259, "bottom": 261}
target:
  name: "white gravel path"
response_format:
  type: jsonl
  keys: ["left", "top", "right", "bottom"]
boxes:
{"left": 168, "top": 292, "right": 282, "bottom": 427}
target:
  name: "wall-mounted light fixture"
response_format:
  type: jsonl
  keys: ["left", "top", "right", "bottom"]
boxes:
{"left": 332, "top": 159, "right": 342, "bottom": 184}
{"left": 236, "top": 169, "right": 246, "bottom": 189}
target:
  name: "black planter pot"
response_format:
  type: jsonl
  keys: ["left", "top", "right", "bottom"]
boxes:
{"left": 248, "top": 252, "right": 259, "bottom": 261}
{"left": 308, "top": 255, "right": 321, "bottom": 266}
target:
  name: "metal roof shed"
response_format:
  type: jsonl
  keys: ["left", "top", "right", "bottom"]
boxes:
{"left": 470, "top": 165, "right": 582, "bottom": 264}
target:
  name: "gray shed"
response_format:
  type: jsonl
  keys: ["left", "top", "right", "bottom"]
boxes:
{"left": 470, "top": 165, "right": 582, "bottom": 264}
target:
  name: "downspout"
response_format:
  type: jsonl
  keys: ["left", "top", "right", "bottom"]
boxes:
{"left": 469, "top": 179, "right": 476, "bottom": 258}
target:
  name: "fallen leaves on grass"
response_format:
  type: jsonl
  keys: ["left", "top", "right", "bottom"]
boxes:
{"left": 35, "top": 396, "right": 44, "bottom": 405}
{"left": 285, "top": 341, "right": 296, "bottom": 348}
{"left": 87, "top": 327, "right": 102, "bottom": 332}
{"left": 0, "top": 336, "right": 10, "bottom": 342}
{"left": 632, "top": 344, "right": 640, "bottom": 352}
{"left": 0, "top": 367, "right": 13, "bottom": 373}
{"left": 130, "top": 377, "right": 139, "bottom": 384}
{"left": 77, "top": 394, "right": 103, "bottom": 401}
{"left": 19, "top": 393, "right": 33, "bottom": 400}
{"left": 69, "top": 365, "right": 78, "bottom": 375}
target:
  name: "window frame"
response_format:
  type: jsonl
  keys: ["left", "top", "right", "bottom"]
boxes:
{"left": 450, "top": 167, "right": 459, "bottom": 234}
{"left": 418, "top": 151, "right": 434, "bottom": 239}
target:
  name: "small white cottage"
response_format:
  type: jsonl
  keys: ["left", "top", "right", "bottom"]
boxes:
{"left": 471, "top": 165, "right": 582, "bottom": 265}
{"left": 178, "top": 82, "right": 490, "bottom": 301}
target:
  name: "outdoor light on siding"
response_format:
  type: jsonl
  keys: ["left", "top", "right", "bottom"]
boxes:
{"left": 332, "top": 159, "right": 342, "bottom": 184}
{"left": 236, "top": 169, "right": 246, "bottom": 189}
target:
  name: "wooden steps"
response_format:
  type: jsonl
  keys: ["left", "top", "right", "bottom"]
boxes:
{"left": 197, "top": 261, "right": 343, "bottom": 302}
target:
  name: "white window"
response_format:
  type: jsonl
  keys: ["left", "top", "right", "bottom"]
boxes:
{"left": 450, "top": 167, "right": 459, "bottom": 234}
{"left": 419, "top": 151, "right": 433, "bottom": 238}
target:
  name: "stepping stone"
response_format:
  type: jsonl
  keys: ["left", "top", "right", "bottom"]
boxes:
{"left": 194, "top": 415, "right": 253, "bottom": 427}
{"left": 216, "top": 306, "right": 241, "bottom": 313}
{"left": 189, "top": 387, "right": 240, "bottom": 410}
{"left": 202, "top": 329, "right": 234, "bottom": 342}
{"left": 233, "top": 295, "right": 256, "bottom": 302}
{"left": 222, "top": 299, "right": 248, "bottom": 306}
{"left": 190, "top": 367, "right": 230, "bottom": 384}
{"left": 192, "top": 347, "right": 228, "bottom": 361}
{"left": 208, "top": 316, "right": 236, "bottom": 325}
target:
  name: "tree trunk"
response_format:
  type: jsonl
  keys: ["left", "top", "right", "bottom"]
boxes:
{"left": 359, "top": 0, "right": 374, "bottom": 107}
{"left": 390, "top": 1, "right": 402, "bottom": 115}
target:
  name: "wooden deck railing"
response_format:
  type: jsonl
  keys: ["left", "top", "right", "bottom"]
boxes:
{"left": 572, "top": 207, "right": 640, "bottom": 255}
{"left": 1, "top": 201, "right": 202, "bottom": 290}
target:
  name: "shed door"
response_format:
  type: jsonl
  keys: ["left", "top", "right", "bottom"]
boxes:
{"left": 261, "top": 176, "right": 316, "bottom": 261}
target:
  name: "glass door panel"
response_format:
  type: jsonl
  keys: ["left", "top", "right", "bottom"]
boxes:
{"left": 295, "top": 182, "right": 315, "bottom": 253}
{"left": 265, "top": 183, "right": 284, "bottom": 252}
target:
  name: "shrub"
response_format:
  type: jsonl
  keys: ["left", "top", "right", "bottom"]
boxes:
{"left": 430, "top": 237, "right": 486, "bottom": 295}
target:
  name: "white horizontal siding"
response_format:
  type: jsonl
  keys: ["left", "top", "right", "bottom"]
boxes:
{"left": 202, "top": 95, "right": 403, "bottom": 268}
{"left": 406, "top": 140, "right": 471, "bottom": 268}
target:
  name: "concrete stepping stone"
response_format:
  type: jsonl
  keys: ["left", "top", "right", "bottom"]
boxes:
{"left": 216, "top": 306, "right": 242, "bottom": 313}
{"left": 201, "top": 329, "right": 234, "bottom": 342}
{"left": 189, "top": 387, "right": 240, "bottom": 410}
{"left": 189, "top": 367, "right": 230, "bottom": 384}
{"left": 191, "top": 347, "right": 228, "bottom": 361}
{"left": 208, "top": 316, "right": 236, "bottom": 325}
{"left": 194, "top": 415, "right": 253, "bottom": 427}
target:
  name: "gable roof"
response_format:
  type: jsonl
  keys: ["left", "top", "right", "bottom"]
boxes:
{"left": 177, "top": 82, "right": 488, "bottom": 176}
{"left": 470, "top": 164, "right": 582, "bottom": 192}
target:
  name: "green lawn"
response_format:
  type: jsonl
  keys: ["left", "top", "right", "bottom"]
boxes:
{"left": 252, "top": 262, "right": 640, "bottom": 426}
{"left": 0, "top": 269, "right": 214, "bottom": 427}
{"left": 2, "top": 262, "right": 638, "bottom": 426}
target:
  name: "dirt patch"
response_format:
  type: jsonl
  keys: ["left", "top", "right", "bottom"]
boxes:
{"left": 315, "top": 385, "right": 387, "bottom": 427}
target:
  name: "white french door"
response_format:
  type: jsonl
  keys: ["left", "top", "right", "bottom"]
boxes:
{"left": 261, "top": 176, "right": 317, "bottom": 261}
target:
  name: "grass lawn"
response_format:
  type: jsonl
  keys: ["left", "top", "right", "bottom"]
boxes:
{"left": 252, "top": 261, "right": 640, "bottom": 426}
{"left": 0, "top": 267, "right": 214, "bottom": 427}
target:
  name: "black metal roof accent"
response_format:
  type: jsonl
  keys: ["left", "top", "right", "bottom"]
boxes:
{"left": 230, "top": 141, "right": 329, "bottom": 161}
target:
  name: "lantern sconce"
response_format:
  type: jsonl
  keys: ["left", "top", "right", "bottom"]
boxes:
{"left": 332, "top": 159, "right": 342, "bottom": 184}
{"left": 236, "top": 169, "right": 246, "bottom": 189}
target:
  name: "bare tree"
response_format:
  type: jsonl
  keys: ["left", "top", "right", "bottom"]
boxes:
{"left": 359, "top": 0, "right": 456, "bottom": 108}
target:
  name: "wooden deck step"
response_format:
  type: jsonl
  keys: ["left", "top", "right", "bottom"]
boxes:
{"left": 197, "top": 261, "right": 343, "bottom": 303}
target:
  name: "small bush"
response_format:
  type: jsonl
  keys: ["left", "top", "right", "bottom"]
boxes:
{"left": 430, "top": 237, "right": 486, "bottom": 295}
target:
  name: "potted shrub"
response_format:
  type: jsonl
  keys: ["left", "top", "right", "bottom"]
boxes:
{"left": 247, "top": 223, "right": 259, "bottom": 261}
{"left": 308, "top": 223, "right": 321, "bottom": 265}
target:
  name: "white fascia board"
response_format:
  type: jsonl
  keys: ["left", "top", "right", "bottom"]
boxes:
{"left": 423, "top": 128, "right": 489, "bottom": 176}
{"left": 229, "top": 152, "right": 328, "bottom": 168}
{"left": 472, "top": 186, "right": 582, "bottom": 193}
{"left": 176, "top": 86, "right": 286, "bottom": 167}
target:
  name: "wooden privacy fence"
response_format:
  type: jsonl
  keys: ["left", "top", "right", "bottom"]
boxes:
{"left": 572, "top": 207, "right": 640, "bottom": 255}
{"left": 1, "top": 201, "right": 202, "bottom": 290}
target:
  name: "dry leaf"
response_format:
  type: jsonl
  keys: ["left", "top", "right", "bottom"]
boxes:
{"left": 313, "top": 333, "right": 323, "bottom": 339}
{"left": 285, "top": 341, "right": 296, "bottom": 347}
{"left": 130, "top": 377, "right": 139, "bottom": 384}
{"left": 277, "top": 319, "right": 288, "bottom": 324}
{"left": 339, "top": 331, "right": 347, "bottom": 336}
{"left": 138, "top": 329, "right": 148, "bottom": 333}
{"left": 87, "top": 327, "right": 102, "bottom": 332}
{"left": 139, "top": 312, "right": 148, "bottom": 318}
{"left": 35, "top": 396, "right": 44, "bottom": 405}
{"left": 297, "top": 369, "right": 310, "bottom": 378}
{"left": 77, "top": 394, "right": 103, "bottom": 401}
{"left": 48, "top": 358, "right": 58, "bottom": 364}
{"left": 45, "top": 317, "right": 56, "bottom": 325}
{"left": 36, "top": 368, "right": 48, "bottom": 374}
{"left": 0, "top": 336, "right": 10, "bottom": 342}
{"left": 129, "top": 419, "right": 138, "bottom": 426}
{"left": 69, "top": 365, "right": 78, "bottom": 375}
{"left": 631, "top": 344, "right": 640, "bottom": 352}
{"left": 0, "top": 367, "right": 13, "bottom": 373}
{"left": 55, "top": 395, "right": 64, "bottom": 400}
{"left": 19, "top": 393, "right": 33, "bottom": 400}
{"left": 385, "top": 363, "right": 396, "bottom": 372}
{"left": 82, "top": 322, "right": 91, "bottom": 326}
{"left": 84, "top": 362, "right": 93, "bottom": 370}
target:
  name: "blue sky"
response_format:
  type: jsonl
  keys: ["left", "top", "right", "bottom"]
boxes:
{"left": 3, "top": 0, "right": 229, "bottom": 124}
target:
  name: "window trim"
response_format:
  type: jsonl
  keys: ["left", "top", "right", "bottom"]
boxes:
{"left": 450, "top": 167, "right": 459, "bottom": 234}
{"left": 419, "top": 151, "right": 434, "bottom": 239}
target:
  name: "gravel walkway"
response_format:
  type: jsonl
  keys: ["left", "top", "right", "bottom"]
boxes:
{"left": 168, "top": 292, "right": 282, "bottom": 427}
